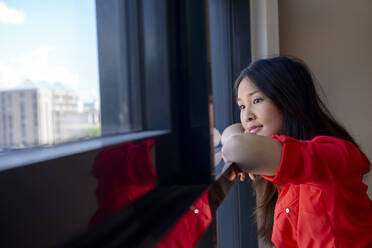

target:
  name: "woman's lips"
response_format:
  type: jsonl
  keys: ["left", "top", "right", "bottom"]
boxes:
{"left": 249, "top": 126, "right": 263, "bottom": 134}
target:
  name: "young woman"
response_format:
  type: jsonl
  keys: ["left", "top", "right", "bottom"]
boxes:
{"left": 221, "top": 56, "right": 372, "bottom": 247}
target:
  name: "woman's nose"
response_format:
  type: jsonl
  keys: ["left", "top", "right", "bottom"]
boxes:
{"left": 243, "top": 111, "right": 256, "bottom": 122}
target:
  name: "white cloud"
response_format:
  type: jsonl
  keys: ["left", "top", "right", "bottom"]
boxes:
{"left": 0, "top": 44, "right": 80, "bottom": 90}
{"left": 0, "top": 2, "right": 25, "bottom": 24}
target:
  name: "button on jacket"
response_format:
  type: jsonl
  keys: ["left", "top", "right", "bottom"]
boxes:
{"left": 262, "top": 135, "right": 372, "bottom": 248}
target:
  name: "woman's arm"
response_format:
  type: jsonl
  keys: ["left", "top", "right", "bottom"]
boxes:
{"left": 222, "top": 133, "right": 282, "bottom": 176}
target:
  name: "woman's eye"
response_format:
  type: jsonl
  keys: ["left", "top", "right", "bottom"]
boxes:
{"left": 239, "top": 105, "right": 245, "bottom": 110}
{"left": 253, "top": 98, "right": 263, "bottom": 104}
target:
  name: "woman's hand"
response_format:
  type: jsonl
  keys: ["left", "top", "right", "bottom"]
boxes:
{"left": 248, "top": 173, "right": 257, "bottom": 181}
{"left": 221, "top": 124, "right": 258, "bottom": 182}
{"left": 221, "top": 123, "right": 245, "bottom": 145}
{"left": 226, "top": 165, "right": 256, "bottom": 182}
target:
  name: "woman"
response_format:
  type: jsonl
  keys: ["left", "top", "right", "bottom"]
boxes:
{"left": 221, "top": 56, "right": 372, "bottom": 247}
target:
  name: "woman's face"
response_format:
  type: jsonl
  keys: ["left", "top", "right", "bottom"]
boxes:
{"left": 237, "top": 77, "right": 282, "bottom": 137}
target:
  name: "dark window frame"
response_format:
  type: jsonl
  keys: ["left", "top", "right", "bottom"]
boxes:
{"left": 208, "top": 0, "right": 258, "bottom": 247}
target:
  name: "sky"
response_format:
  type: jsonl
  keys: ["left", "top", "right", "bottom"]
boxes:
{"left": 0, "top": 0, "right": 100, "bottom": 104}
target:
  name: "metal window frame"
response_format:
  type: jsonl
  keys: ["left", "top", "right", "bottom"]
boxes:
{"left": 208, "top": 0, "right": 258, "bottom": 247}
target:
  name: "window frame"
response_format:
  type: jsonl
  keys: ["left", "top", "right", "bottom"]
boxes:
{"left": 208, "top": 0, "right": 258, "bottom": 247}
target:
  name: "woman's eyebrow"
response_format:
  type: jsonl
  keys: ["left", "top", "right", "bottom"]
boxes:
{"left": 237, "top": 90, "right": 260, "bottom": 102}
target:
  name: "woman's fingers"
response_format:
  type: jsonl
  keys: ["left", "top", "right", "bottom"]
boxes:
{"left": 237, "top": 171, "right": 256, "bottom": 181}
{"left": 239, "top": 172, "right": 246, "bottom": 181}
{"left": 248, "top": 173, "right": 256, "bottom": 181}
{"left": 228, "top": 168, "right": 237, "bottom": 181}
{"left": 226, "top": 166, "right": 256, "bottom": 182}
{"left": 227, "top": 165, "right": 240, "bottom": 181}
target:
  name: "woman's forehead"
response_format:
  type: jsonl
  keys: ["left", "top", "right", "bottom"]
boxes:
{"left": 238, "top": 77, "right": 259, "bottom": 97}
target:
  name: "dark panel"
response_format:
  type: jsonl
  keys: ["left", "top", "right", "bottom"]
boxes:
{"left": 141, "top": 0, "right": 171, "bottom": 130}
{"left": 126, "top": 0, "right": 144, "bottom": 131}
{"left": 178, "top": 0, "right": 211, "bottom": 185}
{"left": 182, "top": 1, "right": 210, "bottom": 129}
{"left": 156, "top": 0, "right": 212, "bottom": 186}
{"left": 208, "top": 0, "right": 258, "bottom": 247}
{"left": 0, "top": 150, "right": 99, "bottom": 248}
{"left": 96, "top": 0, "right": 142, "bottom": 134}
{"left": 229, "top": 0, "right": 257, "bottom": 246}
{"left": 208, "top": 0, "right": 234, "bottom": 132}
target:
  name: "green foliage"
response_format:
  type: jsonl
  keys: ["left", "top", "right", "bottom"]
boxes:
{"left": 85, "top": 126, "right": 101, "bottom": 137}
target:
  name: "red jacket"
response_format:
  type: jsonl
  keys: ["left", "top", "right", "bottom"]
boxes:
{"left": 262, "top": 135, "right": 372, "bottom": 248}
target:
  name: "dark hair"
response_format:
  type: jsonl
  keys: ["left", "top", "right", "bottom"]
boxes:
{"left": 234, "top": 56, "right": 361, "bottom": 245}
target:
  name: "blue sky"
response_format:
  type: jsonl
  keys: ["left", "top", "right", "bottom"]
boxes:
{"left": 0, "top": 0, "right": 99, "bottom": 103}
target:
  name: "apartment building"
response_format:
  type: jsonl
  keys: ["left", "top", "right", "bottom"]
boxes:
{"left": 0, "top": 87, "right": 100, "bottom": 148}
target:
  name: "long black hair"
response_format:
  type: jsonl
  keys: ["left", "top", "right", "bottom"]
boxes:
{"left": 234, "top": 56, "right": 360, "bottom": 245}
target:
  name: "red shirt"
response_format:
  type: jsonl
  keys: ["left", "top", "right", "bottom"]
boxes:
{"left": 262, "top": 135, "right": 372, "bottom": 248}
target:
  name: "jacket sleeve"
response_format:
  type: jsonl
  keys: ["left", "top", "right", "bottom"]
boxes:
{"left": 261, "top": 135, "right": 370, "bottom": 186}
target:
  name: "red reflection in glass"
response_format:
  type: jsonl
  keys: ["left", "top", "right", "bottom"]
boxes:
{"left": 89, "top": 139, "right": 212, "bottom": 247}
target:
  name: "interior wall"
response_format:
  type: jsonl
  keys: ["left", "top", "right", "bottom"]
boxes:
{"left": 250, "top": 0, "right": 279, "bottom": 60}
{"left": 278, "top": 0, "right": 372, "bottom": 198}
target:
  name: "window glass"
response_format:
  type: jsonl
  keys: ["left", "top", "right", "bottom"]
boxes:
{"left": 0, "top": 1, "right": 101, "bottom": 152}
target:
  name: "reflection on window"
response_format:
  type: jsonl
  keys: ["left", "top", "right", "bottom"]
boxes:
{"left": 0, "top": 1, "right": 100, "bottom": 152}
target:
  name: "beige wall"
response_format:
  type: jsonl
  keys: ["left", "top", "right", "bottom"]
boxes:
{"left": 278, "top": 0, "right": 372, "bottom": 197}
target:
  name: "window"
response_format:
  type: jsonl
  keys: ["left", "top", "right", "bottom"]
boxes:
{"left": 0, "top": 0, "right": 256, "bottom": 247}
{"left": 0, "top": 1, "right": 101, "bottom": 151}
{"left": 0, "top": 0, "right": 210, "bottom": 247}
